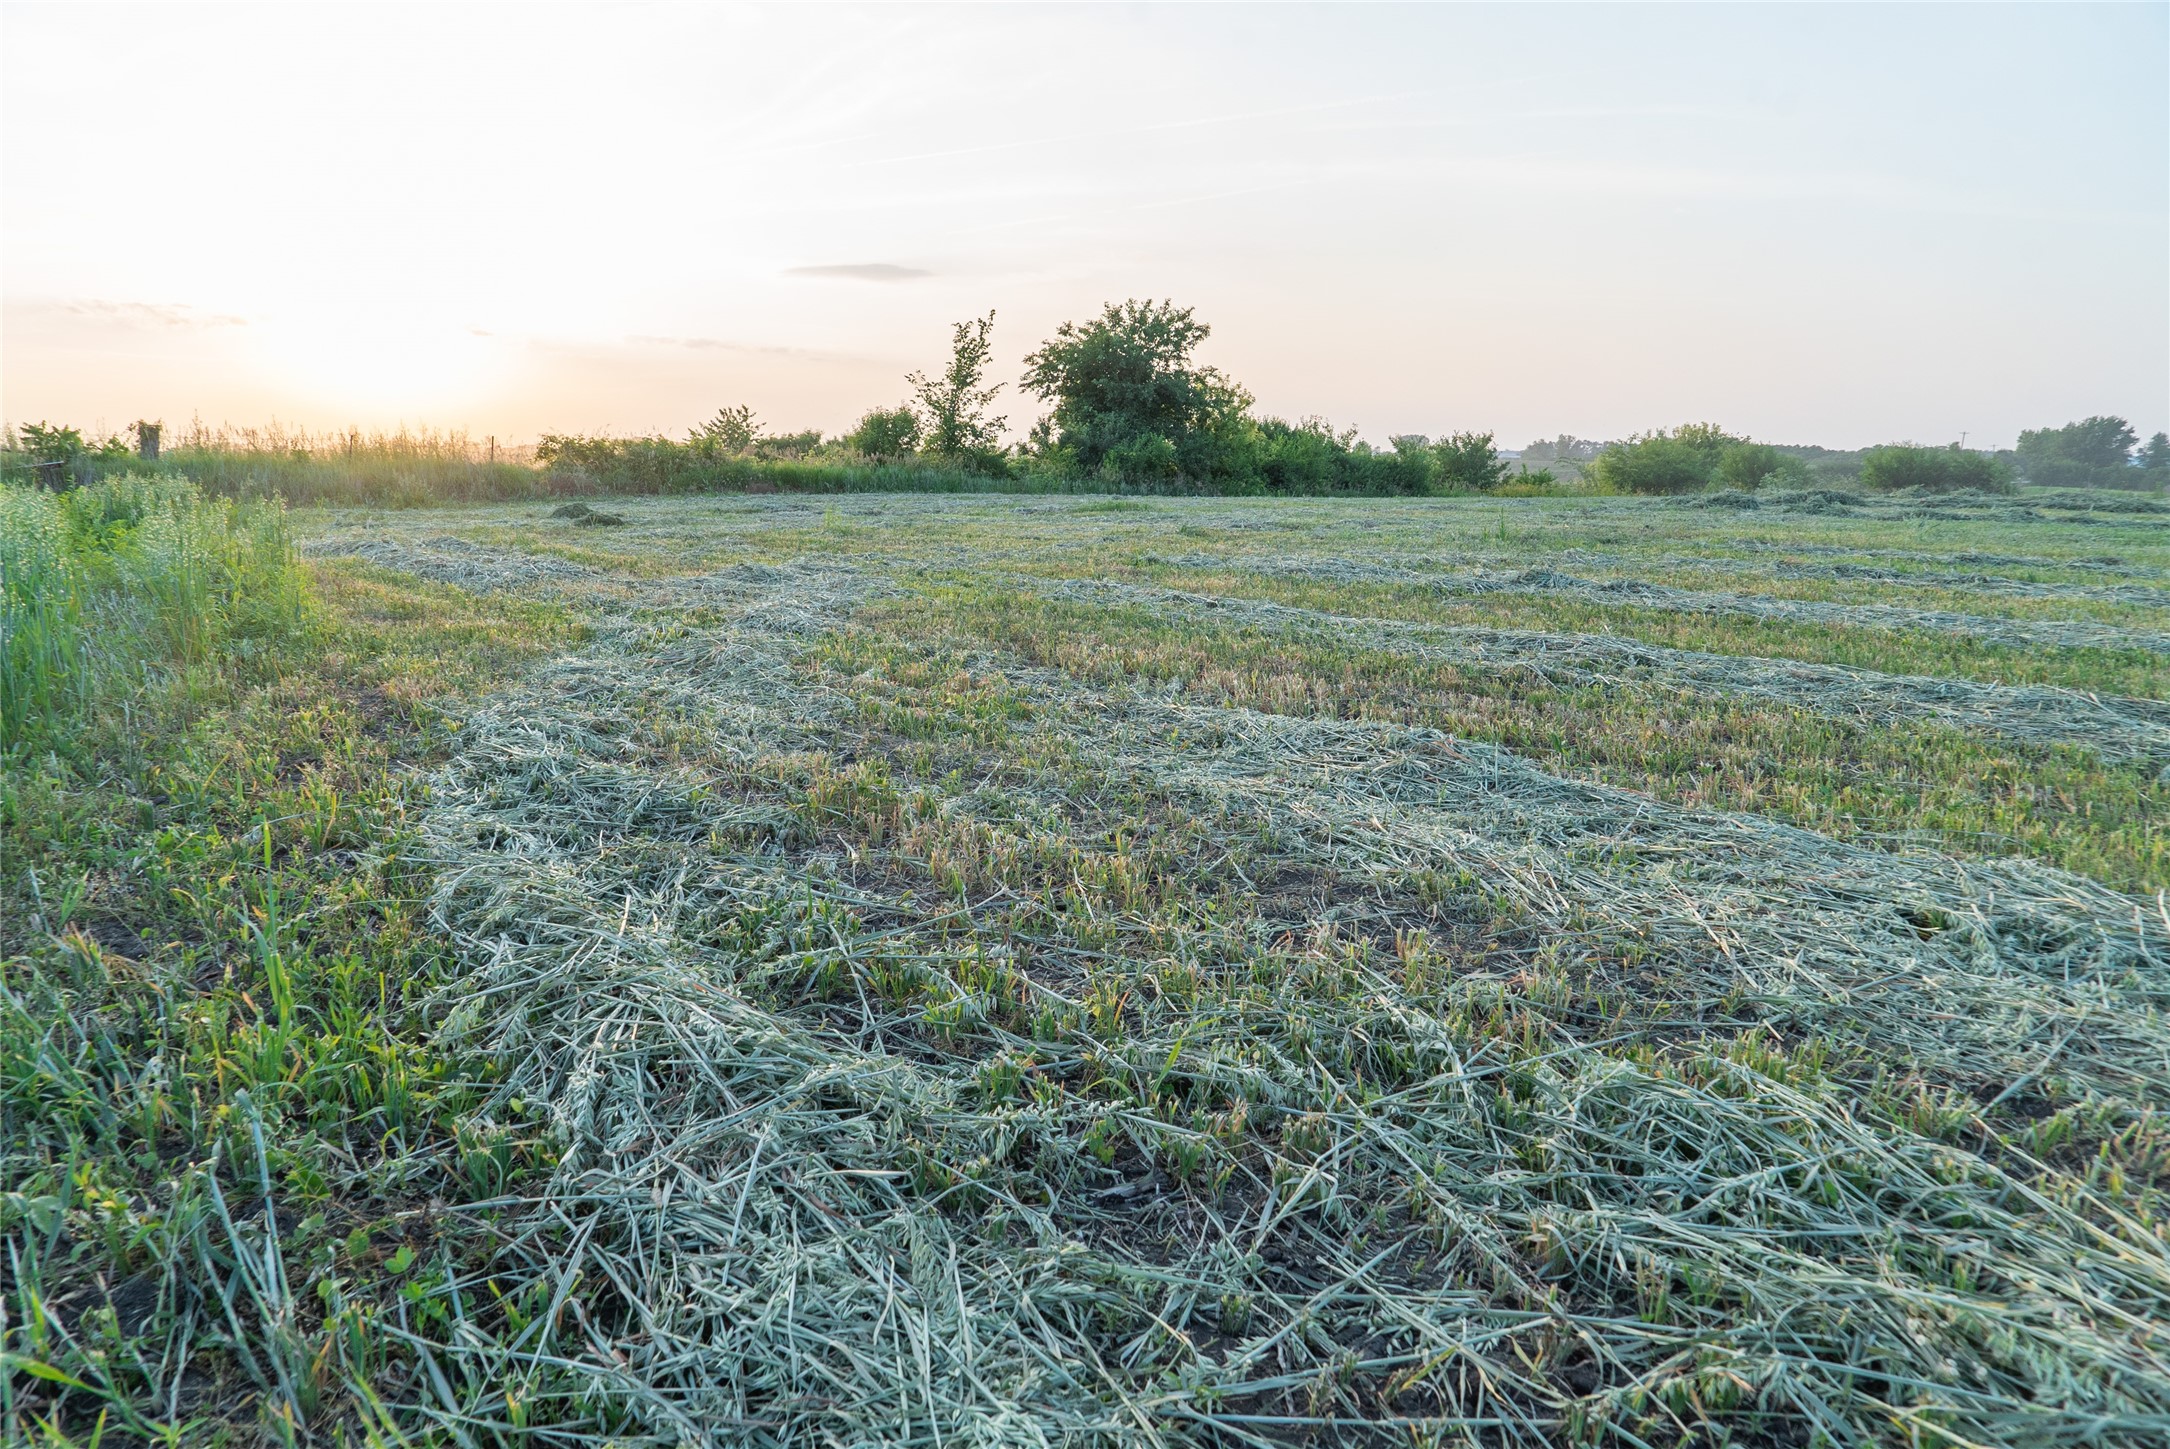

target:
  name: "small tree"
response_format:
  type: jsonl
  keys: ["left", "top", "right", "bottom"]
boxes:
{"left": 1433, "top": 432, "right": 1510, "bottom": 492}
{"left": 845, "top": 406, "right": 920, "bottom": 460}
{"left": 16, "top": 422, "right": 87, "bottom": 464}
{"left": 1716, "top": 441, "right": 1786, "bottom": 490}
{"left": 689, "top": 405, "right": 762, "bottom": 457}
{"left": 910, "top": 311, "right": 1007, "bottom": 466}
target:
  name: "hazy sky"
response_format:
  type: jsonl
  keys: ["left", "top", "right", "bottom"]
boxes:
{"left": 4, "top": 2, "right": 2164, "bottom": 450}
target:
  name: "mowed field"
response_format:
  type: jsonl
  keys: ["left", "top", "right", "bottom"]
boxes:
{"left": 9, "top": 485, "right": 2170, "bottom": 1445}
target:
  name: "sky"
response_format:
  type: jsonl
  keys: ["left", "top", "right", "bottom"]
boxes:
{"left": 3, "top": 2, "right": 2165, "bottom": 452}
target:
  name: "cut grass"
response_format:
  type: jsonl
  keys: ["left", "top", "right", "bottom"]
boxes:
{"left": 10, "top": 486, "right": 2170, "bottom": 1445}
{"left": 857, "top": 583, "right": 2170, "bottom": 892}
{"left": 1127, "top": 562, "right": 2170, "bottom": 700}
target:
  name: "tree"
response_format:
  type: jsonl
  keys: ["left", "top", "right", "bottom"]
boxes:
{"left": 2016, "top": 416, "right": 2137, "bottom": 488}
{"left": 1716, "top": 441, "right": 1786, "bottom": 490}
{"left": 1433, "top": 431, "right": 1511, "bottom": 492}
{"left": 910, "top": 311, "right": 1007, "bottom": 465}
{"left": 845, "top": 406, "right": 920, "bottom": 460}
{"left": 689, "top": 405, "right": 761, "bottom": 457}
{"left": 1020, "top": 299, "right": 1251, "bottom": 480}
{"left": 1585, "top": 427, "right": 1719, "bottom": 495}
{"left": 2140, "top": 432, "right": 2170, "bottom": 473}
{"left": 16, "top": 422, "right": 87, "bottom": 464}
{"left": 1858, "top": 444, "right": 2012, "bottom": 493}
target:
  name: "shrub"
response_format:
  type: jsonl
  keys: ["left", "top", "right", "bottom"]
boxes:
{"left": 1492, "top": 466, "right": 1563, "bottom": 497}
{"left": 760, "top": 428, "right": 825, "bottom": 460}
{"left": 1589, "top": 434, "right": 1718, "bottom": 495}
{"left": 1717, "top": 442, "right": 1786, "bottom": 490}
{"left": 1858, "top": 444, "right": 2014, "bottom": 493}
{"left": 845, "top": 407, "right": 920, "bottom": 460}
{"left": 1433, "top": 431, "right": 1511, "bottom": 493}
{"left": 1100, "top": 432, "right": 1182, "bottom": 485}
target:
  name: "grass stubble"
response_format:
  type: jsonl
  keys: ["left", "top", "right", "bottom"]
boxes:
{"left": 5, "top": 485, "right": 2169, "bottom": 1446}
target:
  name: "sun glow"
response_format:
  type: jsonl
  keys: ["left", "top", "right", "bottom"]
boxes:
{"left": 246, "top": 313, "right": 514, "bottom": 417}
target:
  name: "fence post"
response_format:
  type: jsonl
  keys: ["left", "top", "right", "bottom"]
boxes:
{"left": 137, "top": 422, "right": 162, "bottom": 462}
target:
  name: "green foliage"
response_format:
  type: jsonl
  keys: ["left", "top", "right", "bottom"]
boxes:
{"left": 1717, "top": 441, "right": 1788, "bottom": 490}
{"left": 1432, "top": 430, "right": 1512, "bottom": 493}
{"left": 843, "top": 406, "right": 920, "bottom": 461}
{"left": 1021, "top": 299, "right": 1253, "bottom": 482}
{"left": 2, "top": 477, "right": 306, "bottom": 755}
{"left": 1492, "top": 465, "right": 1563, "bottom": 496}
{"left": 910, "top": 312, "right": 1008, "bottom": 470}
{"left": 1590, "top": 431, "right": 1720, "bottom": 495}
{"left": 761, "top": 428, "right": 825, "bottom": 459}
{"left": 689, "top": 404, "right": 763, "bottom": 457}
{"left": 2018, "top": 416, "right": 2141, "bottom": 489}
{"left": 1588, "top": 425, "right": 1801, "bottom": 496}
{"left": 2139, "top": 431, "right": 2170, "bottom": 473}
{"left": 1858, "top": 444, "right": 2014, "bottom": 494}
{"left": 1520, "top": 434, "right": 1602, "bottom": 464}
{"left": 1670, "top": 422, "right": 1748, "bottom": 453}
{"left": 14, "top": 422, "right": 87, "bottom": 464}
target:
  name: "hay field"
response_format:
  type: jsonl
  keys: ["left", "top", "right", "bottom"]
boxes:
{"left": 278, "top": 488, "right": 2170, "bottom": 1444}
{"left": 10, "top": 485, "right": 2169, "bottom": 1446}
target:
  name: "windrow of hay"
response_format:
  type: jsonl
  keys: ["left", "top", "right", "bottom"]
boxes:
{"left": 1680, "top": 487, "right": 2167, "bottom": 524}
{"left": 1713, "top": 539, "right": 2170, "bottom": 581}
{"left": 338, "top": 543, "right": 2170, "bottom": 1445}
{"left": 1232, "top": 548, "right": 2170, "bottom": 609}
{"left": 300, "top": 533, "right": 597, "bottom": 592}
{"left": 1028, "top": 576, "right": 2170, "bottom": 768}
{"left": 1158, "top": 554, "right": 2170, "bottom": 656}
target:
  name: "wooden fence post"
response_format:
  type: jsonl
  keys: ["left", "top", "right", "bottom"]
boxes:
{"left": 137, "top": 422, "right": 161, "bottom": 462}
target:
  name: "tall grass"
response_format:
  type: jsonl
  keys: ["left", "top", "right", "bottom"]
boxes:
{"left": 0, "top": 476, "right": 306, "bottom": 754}
{"left": 1, "top": 424, "right": 1110, "bottom": 508}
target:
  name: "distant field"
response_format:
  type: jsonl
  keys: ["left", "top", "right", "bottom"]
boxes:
{"left": 8, "top": 485, "right": 2169, "bottom": 1444}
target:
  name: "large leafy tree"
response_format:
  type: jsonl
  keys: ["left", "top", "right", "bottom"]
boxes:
{"left": 1020, "top": 299, "right": 1251, "bottom": 478}
{"left": 2016, "top": 416, "right": 2137, "bottom": 487}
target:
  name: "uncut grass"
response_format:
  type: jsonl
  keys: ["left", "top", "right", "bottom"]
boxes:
{"left": 0, "top": 538, "right": 581, "bottom": 1443}
{"left": 1, "top": 477, "right": 307, "bottom": 756}
{"left": 867, "top": 584, "right": 2170, "bottom": 893}
{"left": 380, "top": 561, "right": 2170, "bottom": 1445}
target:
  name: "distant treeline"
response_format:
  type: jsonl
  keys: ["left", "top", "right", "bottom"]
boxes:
{"left": 5, "top": 302, "right": 2165, "bottom": 505}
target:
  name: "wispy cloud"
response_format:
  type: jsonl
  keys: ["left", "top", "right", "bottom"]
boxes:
{"left": 784, "top": 263, "right": 932, "bottom": 282}
{"left": 34, "top": 298, "right": 247, "bottom": 328}
{"left": 625, "top": 334, "right": 809, "bottom": 356}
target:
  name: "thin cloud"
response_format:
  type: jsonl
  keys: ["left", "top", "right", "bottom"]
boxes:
{"left": 626, "top": 334, "right": 806, "bottom": 356}
{"left": 37, "top": 298, "right": 247, "bottom": 328}
{"left": 784, "top": 263, "right": 932, "bottom": 282}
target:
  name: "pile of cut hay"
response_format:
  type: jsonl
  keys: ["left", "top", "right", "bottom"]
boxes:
{"left": 328, "top": 547, "right": 2170, "bottom": 1446}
